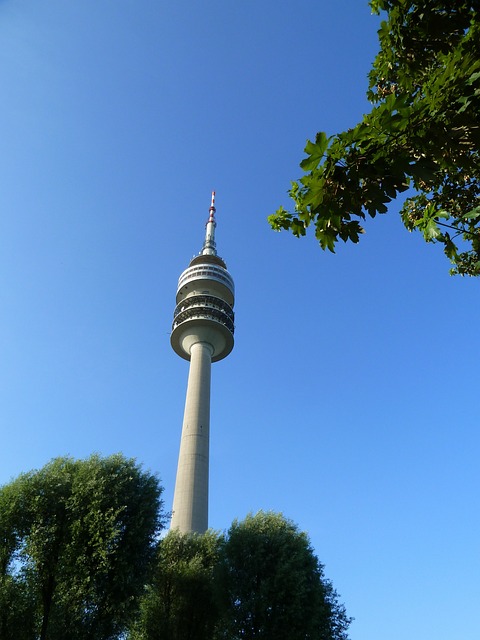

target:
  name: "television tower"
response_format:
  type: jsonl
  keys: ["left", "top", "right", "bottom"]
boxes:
{"left": 170, "top": 192, "right": 235, "bottom": 533}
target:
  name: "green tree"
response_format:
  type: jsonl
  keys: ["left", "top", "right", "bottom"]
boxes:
{"left": 0, "top": 454, "right": 164, "bottom": 640}
{"left": 215, "top": 511, "right": 351, "bottom": 640}
{"left": 129, "top": 529, "right": 222, "bottom": 640}
{"left": 269, "top": 2, "right": 480, "bottom": 275}
{"left": 0, "top": 473, "right": 41, "bottom": 638}
{"left": 0, "top": 575, "right": 36, "bottom": 640}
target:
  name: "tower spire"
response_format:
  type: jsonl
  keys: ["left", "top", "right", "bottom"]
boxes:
{"left": 201, "top": 191, "right": 217, "bottom": 256}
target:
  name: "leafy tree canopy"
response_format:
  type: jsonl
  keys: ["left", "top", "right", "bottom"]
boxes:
{"left": 269, "top": 2, "right": 480, "bottom": 275}
{"left": 216, "top": 511, "right": 351, "bottom": 640}
{"left": 129, "top": 529, "right": 222, "bottom": 640}
{"left": 0, "top": 454, "right": 164, "bottom": 640}
{"left": 129, "top": 512, "right": 351, "bottom": 640}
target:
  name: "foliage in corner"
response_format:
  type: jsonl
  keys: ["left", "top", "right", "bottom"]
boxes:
{"left": 268, "top": 2, "right": 480, "bottom": 275}
{"left": 0, "top": 454, "right": 164, "bottom": 640}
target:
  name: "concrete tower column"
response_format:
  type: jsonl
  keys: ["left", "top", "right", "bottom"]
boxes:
{"left": 171, "top": 341, "right": 212, "bottom": 533}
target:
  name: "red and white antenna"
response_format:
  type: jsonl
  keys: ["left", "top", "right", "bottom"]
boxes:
{"left": 208, "top": 191, "right": 216, "bottom": 222}
{"left": 202, "top": 191, "right": 217, "bottom": 255}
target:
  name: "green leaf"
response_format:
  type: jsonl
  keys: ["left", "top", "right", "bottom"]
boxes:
{"left": 443, "top": 234, "right": 458, "bottom": 260}
{"left": 315, "top": 225, "right": 337, "bottom": 253}
{"left": 300, "top": 132, "right": 329, "bottom": 171}
{"left": 290, "top": 218, "right": 306, "bottom": 237}
{"left": 268, "top": 206, "right": 292, "bottom": 231}
{"left": 423, "top": 218, "right": 440, "bottom": 241}
{"left": 462, "top": 206, "right": 480, "bottom": 221}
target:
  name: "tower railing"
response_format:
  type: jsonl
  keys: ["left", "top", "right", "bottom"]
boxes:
{"left": 173, "top": 294, "right": 234, "bottom": 322}
{"left": 172, "top": 299, "right": 235, "bottom": 334}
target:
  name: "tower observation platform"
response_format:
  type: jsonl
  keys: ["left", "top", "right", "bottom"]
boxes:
{"left": 170, "top": 192, "right": 235, "bottom": 533}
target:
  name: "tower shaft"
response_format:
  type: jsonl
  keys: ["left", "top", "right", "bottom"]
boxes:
{"left": 171, "top": 341, "right": 212, "bottom": 533}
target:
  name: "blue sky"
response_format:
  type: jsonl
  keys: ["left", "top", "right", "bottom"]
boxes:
{"left": 1, "top": 1, "right": 479, "bottom": 639}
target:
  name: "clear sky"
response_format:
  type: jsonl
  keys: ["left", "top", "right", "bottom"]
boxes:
{"left": 0, "top": 2, "right": 479, "bottom": 639}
